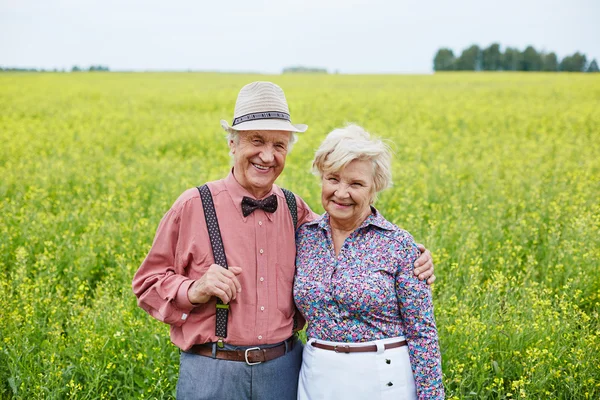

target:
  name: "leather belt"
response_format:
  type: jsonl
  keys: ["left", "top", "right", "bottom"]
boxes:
{"left": 188, "top": 336, "right": 296, "bottom": 365}
{"left": 311, "top": 339, "right": 407, "bottom": 353}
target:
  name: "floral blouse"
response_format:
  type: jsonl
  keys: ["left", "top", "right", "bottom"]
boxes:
{"left": 293, "top": 208, "right": 444, "bottom": 399}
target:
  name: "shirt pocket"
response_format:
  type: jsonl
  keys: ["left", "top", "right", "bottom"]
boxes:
{"left": 276, "top": 262, "right": 295, "bottom": 319}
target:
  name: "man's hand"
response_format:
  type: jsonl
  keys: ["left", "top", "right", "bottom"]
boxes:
{"left": 187, "top": 265, "right": 242, "bottom": 304}
{"left": 414, "top": 244, "right": 436, "bottom": 285}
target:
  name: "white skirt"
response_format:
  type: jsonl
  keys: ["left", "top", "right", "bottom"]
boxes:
{"left": 298, "top": 336, "right": 417, "bottom": 400}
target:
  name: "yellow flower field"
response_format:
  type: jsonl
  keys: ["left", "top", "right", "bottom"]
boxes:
{"left": 1, "top": 72, "right": 599, "bottom": 399}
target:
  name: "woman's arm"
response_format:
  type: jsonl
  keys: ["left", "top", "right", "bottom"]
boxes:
{"left": 395, "top": 234, "right": 444, "bottom": 399}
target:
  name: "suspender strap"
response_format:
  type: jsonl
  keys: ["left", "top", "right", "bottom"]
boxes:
{"left": 281, "top": 188, "right": 297, "bottom": 230}
{"left": 281, "top": 187, "right": 300, "bottom": 331}
{"left": 197, "top": 184, "right": 301, "bottom": 340}
{"left": 197, "top": 185, "right": 229, "bottom": 340}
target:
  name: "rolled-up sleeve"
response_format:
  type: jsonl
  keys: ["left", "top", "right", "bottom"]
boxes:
{"left": 395, "top": 237, "right": 444, "bottom": 399}
{"left": 132, "top": 203, "right": 196, "bottom": 327}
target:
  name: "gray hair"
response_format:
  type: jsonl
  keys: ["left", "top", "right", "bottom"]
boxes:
{"left": 226, "top": 129, "right": 298, "bottom": 155}
{"left": 312, "top": 124, "right": 393, "bottom": 200}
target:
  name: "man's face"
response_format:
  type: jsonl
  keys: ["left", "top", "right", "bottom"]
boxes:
{"left": 230, "top": 130, "right": 291, "bottom": 199}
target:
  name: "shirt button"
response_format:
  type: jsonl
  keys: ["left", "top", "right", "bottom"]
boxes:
{"left": 259, "top": 249, "right": 264, "bottom": 254}
{"left": 260, "top": 306, "right": 265, "bottom": 311}
{"left": 260, "top": 277, "right": 264, "bottom": 282}
{"left": 258, "top": 335, "right": 263, "bottom": 340}
{"left": 258, "top": 221, "right": 263, "bottom": 226}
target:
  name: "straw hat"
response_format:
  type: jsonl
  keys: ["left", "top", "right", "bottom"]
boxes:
{"left": 220, "top": 81, "right": 308, "bottom": 133}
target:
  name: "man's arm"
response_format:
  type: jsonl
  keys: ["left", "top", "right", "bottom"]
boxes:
{"left": 414, "top": 243, "right": 435, "bottom": 285}
{"left": 132, "top": 204, "right": 197, "bottom": 326}
{"left": 295, "top": 193, "right": 436, "bottom": 285}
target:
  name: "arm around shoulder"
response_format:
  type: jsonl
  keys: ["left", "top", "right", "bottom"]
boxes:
{"left": 295, "top": 194, "right": 319, "bottom": 227}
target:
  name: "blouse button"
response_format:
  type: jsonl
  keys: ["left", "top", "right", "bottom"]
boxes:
{"left": 386, "top": 359, "right": 391, "bottom": 364}
{"left": 386, "top": 382, "right": 393, "bottom": 387}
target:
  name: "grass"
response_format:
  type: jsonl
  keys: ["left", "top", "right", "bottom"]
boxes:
{"left": 0, "top": 72, "right": 599, "bottom": 399}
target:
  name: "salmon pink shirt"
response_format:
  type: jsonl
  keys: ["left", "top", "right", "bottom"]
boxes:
{"left": 132, "top": 171, "right": 316, "bottom": 350}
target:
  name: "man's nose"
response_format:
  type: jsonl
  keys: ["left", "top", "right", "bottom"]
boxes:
{"left": 259, "top": 147, "right": 275, "bottom": 163}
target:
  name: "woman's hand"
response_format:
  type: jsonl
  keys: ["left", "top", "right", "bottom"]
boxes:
{"left": 414, "top": 244, "right": 436, "bottom": 285}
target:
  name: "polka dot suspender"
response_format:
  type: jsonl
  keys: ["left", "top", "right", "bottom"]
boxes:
{"left": 280, "top": 188, "right": 298, "bottom": 230}
{"left": 281, "top": 188, "right": 300, "bottom": 332}
{"left": 198, "top": 185, "right": 229, "bottom": 342}
{"left": 197, "top": 185, "right": 299, "bottom": 343}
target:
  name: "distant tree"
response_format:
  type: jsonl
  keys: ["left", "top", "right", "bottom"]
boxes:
{"left": 432, "top": 45, "right": 591, "bottom": 73}
{"left": 72, "top": 65, "right": 81, "bottom": 72}
{"left": 282, "top": 66, "right": 327, "bottom": 74}
{"left": 1, "top": 66, "right": 39, "bottom": 72}
{"left": 433, "top": 48, "right": 456, "bottom": 71}
{"left": 455, "top": 45, "right": 481, "bottom": 71}
{"left": 560, "top": 52, "right": 587, "bottom": 72}
{"left": 89, "top": 65, "right": 110, "bottom": 71}
{"left": 482, "top": 43, "right": 501, "bottom": 71}
{"left": 521, "top": 46, "right": 542, "bottom": 71}
{"left": 502, "top": 47, "right": 521, "bottom": 71}
{"left": 541, "top": 52, "right": 559, "bottom": 71}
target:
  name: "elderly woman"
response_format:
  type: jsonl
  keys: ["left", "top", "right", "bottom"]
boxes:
{"left": 293, "top": 125, "right": 444, "bottom": 399}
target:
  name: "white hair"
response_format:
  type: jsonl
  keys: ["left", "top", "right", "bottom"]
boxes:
{"left": 312, "top": 124, "right": 393, "bottom": 199}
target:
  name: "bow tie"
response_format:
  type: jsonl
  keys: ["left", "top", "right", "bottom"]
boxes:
{"left": 241, "top": 194, "right": 278, "bottom": 217}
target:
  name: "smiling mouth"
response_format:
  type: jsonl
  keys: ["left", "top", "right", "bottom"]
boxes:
{"left": 333, "top": 200, "right": 353, "bottom": 207}
{"left": 252, "top": 163, "right": 271, "bottom": 171}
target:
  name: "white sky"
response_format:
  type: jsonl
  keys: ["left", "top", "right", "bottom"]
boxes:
{"left": 1, "top": 0, "right": 599, "bottom": 73}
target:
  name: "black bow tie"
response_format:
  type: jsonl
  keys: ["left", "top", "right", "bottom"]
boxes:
{"left": 241, "top": 194, "right": 278, "bottom": 217}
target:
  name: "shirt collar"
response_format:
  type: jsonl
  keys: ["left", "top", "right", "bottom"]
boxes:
{"left": 307, "top": 206, "right": 396, "bottom": 232}
{"left": 224, "top": 168, "right": 277, "bottom": 222}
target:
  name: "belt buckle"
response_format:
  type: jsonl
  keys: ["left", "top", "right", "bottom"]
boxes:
{"left": 334, "top": 345, "right": 350, "bottom": 353}
{"left": 244, "top": 347, "right": 262, "bottom": 366}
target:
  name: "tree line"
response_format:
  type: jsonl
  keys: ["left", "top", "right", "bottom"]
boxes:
{"left": 282, "top": 66, "right": 328, "bottom": 74}
{"left": 434, "top": 44, "right": 599, "bottom": 72}
{"left": 0, "top": 65, "right": 110, "bottom": 72}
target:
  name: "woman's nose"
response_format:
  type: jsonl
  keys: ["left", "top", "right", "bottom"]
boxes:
{"left": 335, "top": 185, "right": 349, "bottom": 197}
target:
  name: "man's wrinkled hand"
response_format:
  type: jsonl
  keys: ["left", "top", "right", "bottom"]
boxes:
{"left": 414, "top": 244, "right": 436, "bottom": 285}
{"left": 188, "top": 265, "right": 242, "bottom": 304}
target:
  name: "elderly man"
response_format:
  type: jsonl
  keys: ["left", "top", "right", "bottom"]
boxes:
{"left": 132, "top": 81, "right": 435, "bottom": 400}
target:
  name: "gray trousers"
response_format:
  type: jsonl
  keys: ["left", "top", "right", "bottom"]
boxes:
{"left": 176, "top": 340, "right": 303, "bottom": 400}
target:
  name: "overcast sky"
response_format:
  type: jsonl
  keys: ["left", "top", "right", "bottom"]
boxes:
{"left": 1, "top": 0, "right": 599, "bottom": 73}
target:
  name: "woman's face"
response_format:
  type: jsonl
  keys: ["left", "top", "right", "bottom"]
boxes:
{"left": 321, "top": 159, "right": 375, "bottom": 228}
